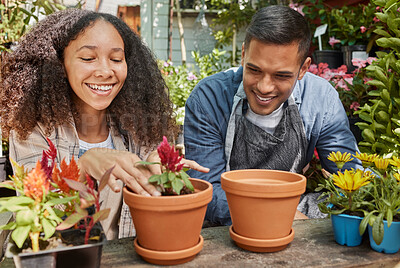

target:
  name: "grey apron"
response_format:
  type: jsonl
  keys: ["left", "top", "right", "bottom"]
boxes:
{"left": 224, "top": 83, "right": 327, "bottom": 219}
{"left": 228, "top": 94, "right": 308, "bottom": 173}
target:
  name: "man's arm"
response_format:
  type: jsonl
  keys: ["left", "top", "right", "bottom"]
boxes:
{"left": 316, "top": 89, "right": 362, "bottom": 172}
{"left": 184, "top": 92, "right": 232, "bottom": 226}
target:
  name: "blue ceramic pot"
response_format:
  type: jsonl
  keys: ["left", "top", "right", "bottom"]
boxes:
{"left": 331, "top": 214, "right": 363, "bottom": 246}
{"left": 368, "top": 220, "right": 400, "bottom": 254}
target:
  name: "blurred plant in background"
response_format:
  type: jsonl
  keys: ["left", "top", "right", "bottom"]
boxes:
{"left": 309, "top": 57, "right": 377, "bottom": 118}
{"left": 159, "top": 49, "right": 226, "bottom": 125}
{"left": 0, "top": 0, "right": 83, "bottom": 52}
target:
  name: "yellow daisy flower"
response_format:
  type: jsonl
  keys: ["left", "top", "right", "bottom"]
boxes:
{"left": 353, "top": 152, "right": 377, "bottom": 168}
{"left": 374, "top": 157, "right": 390, "bottom": 171}
{"left": 332, "top": 169, "right": 370, "bottom": 192}
{"left": 394, "top": 172, "right": 400, "bottom": 182}
{"left": 390, "top": 156, "right": 400, "bottom": 168}
{"left": 327, "top": 151, "right": 353, "bottom": 169}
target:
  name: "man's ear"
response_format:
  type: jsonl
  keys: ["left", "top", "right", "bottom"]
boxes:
{"left": 298, "top": 57, "right": 311, "bottom": 80}
{"left": 241, "top": 42, "right": 245, "bottom": 66}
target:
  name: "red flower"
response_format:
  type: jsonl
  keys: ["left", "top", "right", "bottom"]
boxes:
{"left": 157, "top": 136, "right": 183, "bottom": 172}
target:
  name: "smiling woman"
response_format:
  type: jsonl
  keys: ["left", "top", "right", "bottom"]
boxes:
{"left": 0, "top": 9, "right": 178, "bottom": 240}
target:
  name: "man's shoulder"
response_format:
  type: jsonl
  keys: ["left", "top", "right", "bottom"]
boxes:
{"left": 188, "top": 66, "right": 243, "bottom": 103}
{"left": 295, "top": 72, "right": 338, "bottom": 99}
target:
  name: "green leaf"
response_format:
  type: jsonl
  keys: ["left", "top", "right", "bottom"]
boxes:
{"left": 168, "top": 172, "right": 176, "bottom": 182}
{"left": 92, "top": 208, "right": 110, "bottom": 223}
{"left": 374, "top": 29, "right": 392, "bottom": 38}
{"left": 42, "top": 218, "right": 55, "bottom": 240}
{"left": 372, "top": 214, "right": 384, "bottom": 245}
{"left": 12, "top": 225, "right": 30, "bottom": 248}
{"left": 45, "top": 196, "right": 77, "bottom": 206}
{"left": 135, "top": 161, "right": 160, "bottom": 166}
{"left": 161, "top": 172, "right": 169, "bottom": 184}
{"left": 360, "top": 212, "right": 373, "bottom": 235}
{"left": 148, "top": 174, "right": 161, "bottom": 184}
{"left": 171, "top": 179, "right": 184, "bottom": 195}
{"left": 0, "top": 221, "right": 17, "bottom": 230}
{"left": 180, "top": 171, "right": 194, "bottom": 191}
{"left": 56, "top": 208, "right": 87, "bottom": 231}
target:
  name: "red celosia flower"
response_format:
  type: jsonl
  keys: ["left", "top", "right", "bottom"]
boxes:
{"left": 24, "top": 161, "right": 49, "bottom": 201}
{"left": 157, "top": 136, "right": 183, "bottom": 172}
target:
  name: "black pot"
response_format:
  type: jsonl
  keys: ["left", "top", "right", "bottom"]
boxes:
{"left": 10, "top": 226, "right": 106, "bottom": 268}
{"left": 341, "top": 45, "right": 369, "bottom": 73}
{"left": 312, "top": 50, "right": 344, "bottom": 69}
{"left": 348, "top": 117, "right": 363, "bottom": 144}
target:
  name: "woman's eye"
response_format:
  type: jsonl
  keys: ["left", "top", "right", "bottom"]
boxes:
{"left": 111, "top": 59, "right": 123, "bottom": 62}
{"left": 80, "top": 57, "right": 94, "bottom": 61}
{"left": 276, "top": 74, "right": 292, "bottom": 80}
{"left": 248, "top": 67, "right": 260, "bottom": 73}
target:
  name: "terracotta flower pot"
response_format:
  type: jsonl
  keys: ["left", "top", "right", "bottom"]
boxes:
{"left": 221, "top": 169, "right": 306, "bottom": 252}
{"left": 122, "top": 178, "right": 212, "bottom": 265}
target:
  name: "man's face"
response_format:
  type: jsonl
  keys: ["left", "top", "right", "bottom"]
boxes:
{"left": 241, "top": 39, "right": 310, "bottom": 115}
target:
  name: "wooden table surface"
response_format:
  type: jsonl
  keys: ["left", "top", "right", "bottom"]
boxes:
{"left": 2, "top": 218, "right": 400, "bottom": 267}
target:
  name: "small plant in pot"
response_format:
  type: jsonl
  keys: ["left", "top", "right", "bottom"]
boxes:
{"left": 317, "top": 151, "right": 373, "bottom": 246}
{"left": 122, "top": 136, "right": 212, "bottom": 265}
{"left": 0, "top": 139, "right": 112, "bottom": 268}
{"left": 357, "top": 154, "right": 400, "bottom": 253}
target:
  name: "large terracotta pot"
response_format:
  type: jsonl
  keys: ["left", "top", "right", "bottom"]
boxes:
{"left": 122, "top": 178, "right": 212, "bottom": 265}
{"left": 221, "top": 169, "right": 306, "bottom": 252}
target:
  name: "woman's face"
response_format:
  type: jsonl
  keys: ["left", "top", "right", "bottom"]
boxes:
{"left": 63, "top": 19, "right": 127, "bottom": 113}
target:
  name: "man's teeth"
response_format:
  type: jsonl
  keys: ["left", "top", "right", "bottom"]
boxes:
{"left": 88, "top": 84, "right": 112, "bottom": 91}
{"left": 256, "top": 94, "right": 273, "bottom": 101}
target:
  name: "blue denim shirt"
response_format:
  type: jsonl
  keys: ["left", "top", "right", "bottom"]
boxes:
{"left": 184, "top": 66, "right": 361, "bottom": 225}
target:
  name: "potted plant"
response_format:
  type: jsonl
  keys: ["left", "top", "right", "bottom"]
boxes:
{"left": 308, "top": 58, "right": 377, "bottom": 142}
{"left": 317, "top": 151, "right": 373, "bottom": 246}
{"left": 355, "top": 0, "right": 400, "bottom": 156}
{"left": 122, "top": 136, "right": 212, "bottom": 265}
{"left": 220, "top": 169, "right": 306, "bottom": 253}
{"left": 357, "top": 155, "right": 400, "bottom": 253}
{"left": 0, "top": 139, "right": 112, "bottom": 268}
{"left": 329, "top": 2, "right": 380, "bottom": 72}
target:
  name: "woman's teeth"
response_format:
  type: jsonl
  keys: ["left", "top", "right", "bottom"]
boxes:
{"left": 87, "top": 84, "right": 112, "bottom": 91}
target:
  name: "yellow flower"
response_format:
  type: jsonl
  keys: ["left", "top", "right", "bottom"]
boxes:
{"left": 394, "top": 172, "right": 400, "bottom": 182}
{"left": 374, "top": 157, "right": 390, "bottom": 171}
{"left": 327, "top": 151, "right": 353, "bottom": 169}
{"left": 390, "top": 156, "right": 400, "bottom": 168}
{"left": 332, "top": 169, "right": 371, "bottom": 192}
{"left": 353, "top": 152, "right": 377, "bottom": 168}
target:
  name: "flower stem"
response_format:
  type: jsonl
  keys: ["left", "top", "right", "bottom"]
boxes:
{"left": 30, "top": 232, "right": 40, "bottom": 252}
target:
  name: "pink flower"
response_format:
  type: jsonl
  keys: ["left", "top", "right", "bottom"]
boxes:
{"left": 328, "top": 37, "right": 341, "bottom": 48}
{"left": 350, "top": 102, "right": 360, "bottom": 111}
{"left": 344, "top": 77, "right": 354, "bottom": 86}
{"left": 187, "top": 72, "right": 197, "bottom": 81}
{"left": 366, "top": 57, "right": 377, "bottom": 65}
{"left": 352, "top": 58, "right": 367, "bottom": 68}
{"left": 157, "top": 136, "right": 184, "bottom": 173}
{"left": 309, "top": 64, "right": 318, "bottom": 75}
{"left": 360, "top": 26, "right": 367, "bottom": 33}
{"left": 373, "top": 16, "right": 380, "bottom": 23}
{"left": 289, "top": 2, "right": 304, "bottom": 16}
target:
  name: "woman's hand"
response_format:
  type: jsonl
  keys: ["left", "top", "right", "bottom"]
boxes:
{"left": 78, "top": 148, "right": 161, "bottom": 196}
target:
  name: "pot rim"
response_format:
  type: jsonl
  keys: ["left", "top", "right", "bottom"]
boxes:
{"left": 221, "top": 169, "right": 306, "bottom": 197}
{"left": 123, "top": 178, "right": 212, "bottom": 211}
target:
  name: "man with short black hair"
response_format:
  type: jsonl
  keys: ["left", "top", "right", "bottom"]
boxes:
{"left": 184, "top": 5, "right": 360, "bottom": 225}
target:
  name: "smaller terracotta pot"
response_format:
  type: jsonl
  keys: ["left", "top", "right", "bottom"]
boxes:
{"left": 221, "top": 169, "right": 306, "bottom": 252}
{"left": 123, "top": 178, "right": 212, "bottom": 265}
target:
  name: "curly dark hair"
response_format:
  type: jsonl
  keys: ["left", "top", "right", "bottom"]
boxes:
{"left": 0, "top": 9, "right": 177, "bottom": 147}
